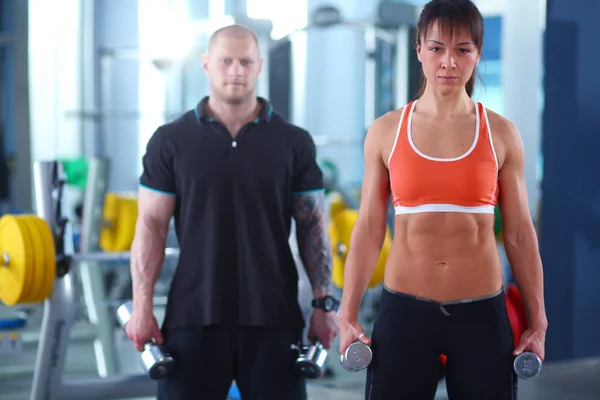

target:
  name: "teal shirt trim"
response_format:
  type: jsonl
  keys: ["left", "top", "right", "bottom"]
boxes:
{"left": 139, "top": 184, "right": 176, "bottom": 196}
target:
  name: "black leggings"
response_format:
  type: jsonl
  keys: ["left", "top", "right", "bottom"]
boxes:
{"left": 366, "top": 286, "right": 517, "bottom": 400}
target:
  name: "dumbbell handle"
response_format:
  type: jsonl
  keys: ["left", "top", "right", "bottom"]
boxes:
{"left": 291, "top": 339, "right": 324, "bottom": 352}
{"left": 116, "top": 300, "right": 134, "bottom": 328}
{"left": 116, "top": 301, "right": 164, "bottom": 349}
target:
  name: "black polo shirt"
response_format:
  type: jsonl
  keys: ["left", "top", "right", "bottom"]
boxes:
{"left": 139, "top": 97, "right": 323, "bottom": 330}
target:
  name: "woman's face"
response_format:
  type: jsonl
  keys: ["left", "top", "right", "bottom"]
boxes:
{"left": 417, "top": 21, "right": 481, "bottom": 94}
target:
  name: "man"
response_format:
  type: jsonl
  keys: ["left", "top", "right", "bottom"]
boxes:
{"left": 125, "top": 24, "right": 339, "bottom": 400}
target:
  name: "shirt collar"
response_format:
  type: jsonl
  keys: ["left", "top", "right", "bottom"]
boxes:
{"left": 194, "top": 96, "right": 273, "bottom": 125}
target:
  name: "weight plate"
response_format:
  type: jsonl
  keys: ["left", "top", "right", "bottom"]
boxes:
{"left": 99, "top": 192, "right": 119, "bottom": 252}
{"left": 344, "top": 341, "right": 372, "bottom": 370}
{"left": 119, "top": 197, "right": 138, "bottom": 250}
{"left": 18, "top": 216, "right": 37, "bottom": 304}
{"left": 0, "top": 215, "right": 32, "bottom": 305}
{"left": 340, "top": 354, "right": 358, "bottom": 372}
{"left": 514, "top": 352, "right": 542, "bottom": 380}
{"left": 24, "top": 215, "right": 47, "bottom": 303}
{"left": 100, "top": 193, "right": 138, "bottom": 253}
{"left": 32, "top": 216, "right": 56, "bottom": 302}
{"left": 330, "top": 209, "right": 390, "bottom": 289}
{"left": 21, "top": 216, "right": 41, "bottom": 304}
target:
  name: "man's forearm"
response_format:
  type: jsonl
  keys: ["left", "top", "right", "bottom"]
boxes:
{"left": 292, "top": 192, "right": 333, "bottom": 298}
{"left": 131, "top": 218, "right": 169, "bottom": 312}
{"left": 505, "top": 226, "right": 548, "bottom": 330}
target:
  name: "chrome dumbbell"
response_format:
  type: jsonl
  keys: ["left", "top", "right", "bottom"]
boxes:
{"left": 116, "top": 301, "right": 175, "bottom": 380}
{"left": 340, "top": 340, "right": 372, "bottom": 372}
{"left": 513, "top": 351, "right": 543, "bottom": 380}
{"left": 291, "top": 340, "right": 329, "bottom": 379}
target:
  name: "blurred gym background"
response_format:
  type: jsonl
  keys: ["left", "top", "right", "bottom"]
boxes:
{"left": 0, "top": 0, "right": 599, "bottom": 399}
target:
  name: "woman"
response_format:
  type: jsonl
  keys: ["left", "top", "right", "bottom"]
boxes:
{"left": 337, "top": 0, "right": 547, "bottom": 398}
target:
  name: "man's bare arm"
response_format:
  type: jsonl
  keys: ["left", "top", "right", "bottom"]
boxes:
{"left": 130, "top": 187, "right": 176, "bottom": 313}
{"left": 292, "top": 191, "right": 333, "bottom": 298}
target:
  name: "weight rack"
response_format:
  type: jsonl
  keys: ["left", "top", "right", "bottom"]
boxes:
{"left": 28, "top": 160, "right": 176, "bottom": 400}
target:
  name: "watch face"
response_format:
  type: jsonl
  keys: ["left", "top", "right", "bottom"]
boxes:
{"left": 325, "top": 297, "right": 335, "bottom": 311}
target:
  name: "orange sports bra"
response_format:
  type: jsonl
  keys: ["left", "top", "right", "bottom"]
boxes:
{"left": 388, "top": 100, "right": 499, "bottom": 215}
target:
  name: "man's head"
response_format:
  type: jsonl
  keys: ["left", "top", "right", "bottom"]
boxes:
{"left": 202, "top": 24, "right": 263, "bottom": 105}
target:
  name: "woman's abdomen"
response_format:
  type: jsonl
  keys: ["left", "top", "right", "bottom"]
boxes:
{"left": 383, "top": 212, "right": 504, "bottom": 302}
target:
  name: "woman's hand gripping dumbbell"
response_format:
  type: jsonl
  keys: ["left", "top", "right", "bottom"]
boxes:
{"left": 117, "top": 300, "right": 175, "bottom": 380}
{"left": 513, "top": 351, "right": 543, "bottom": 380}
{"left": 512, "top": 328, "right": 545, "bottom": 380}
{"left": 339, "top": 319, "right": 373, "bottom": 372}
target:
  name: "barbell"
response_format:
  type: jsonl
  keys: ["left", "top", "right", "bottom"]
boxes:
{"left": 0, "top": 214, "right": 179, "bottom": 306}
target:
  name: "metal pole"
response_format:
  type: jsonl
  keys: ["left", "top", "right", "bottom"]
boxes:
{"left": 59, "top": 374, "right": 157, "bottom": 400}
{"left": 10, "top": 0, "right": 32, "bottom": 212}
{"left": 30, "top": 161, "right": 78, "bottom": 400}
{"left": 257, "top": 33, "right": 270, "bottom": 99}
{"left": 0, "top": 247, "right": 180, "bottom": 266}
{"left": 71, "top": 247, "right": 180, "bottom": 263}
{"left": 0, "top": 32, "right": 12, "bottom": 46}
{"left": 98, "top": 53, "right": 111, "bottom": 157}
{"left": 394, "top": 24, "right": 409, "bottom": 108}
{"left": 78, "top": 157, "right": 118, "bottom": 377}
{"left": 80, "top": 0, "right": 96, "bottom": 157}
{"left": 364, "top": 26, "right": 377, "bottom": 134}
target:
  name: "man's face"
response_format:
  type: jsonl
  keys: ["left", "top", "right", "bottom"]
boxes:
{"left": 203, "top": 35, "right": 263, "bottom": 105}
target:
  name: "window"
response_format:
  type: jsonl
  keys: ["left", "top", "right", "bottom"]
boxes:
{"left": 247, "top": 0, "right": 307, "bottom": 40}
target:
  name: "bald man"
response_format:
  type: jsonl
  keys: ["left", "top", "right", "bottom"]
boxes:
{"left": 125, "top": 24, "right": 340, "bottom": 399}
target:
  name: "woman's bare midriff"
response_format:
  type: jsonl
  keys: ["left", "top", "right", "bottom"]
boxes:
{"left": 383, "top": 212, "right": 503, "bottom": 302}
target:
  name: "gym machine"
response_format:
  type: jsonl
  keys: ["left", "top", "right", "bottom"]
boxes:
{"left": 269, "top": 2, "right": 420, "bottom": 137}
{"left": 1, "top": 160, "right": 335, "bottom": 399}
{"left": 1, "top": 160, "right": 179, "bottom": 399}
{"left": 268, "top": 2, "right": 420, "bottom": 230}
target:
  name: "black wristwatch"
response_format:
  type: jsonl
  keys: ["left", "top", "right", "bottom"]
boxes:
{"left": 311, "top": 295, "right": 340, "bottom": 312}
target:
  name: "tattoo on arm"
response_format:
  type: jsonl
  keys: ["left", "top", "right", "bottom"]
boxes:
{"left": 292, "top": 191, "right": 333, "bottom": 296}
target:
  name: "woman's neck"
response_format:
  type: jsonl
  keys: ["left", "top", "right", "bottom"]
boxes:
{"left": 416, "top": 86, "right": 473, "bottom": 118}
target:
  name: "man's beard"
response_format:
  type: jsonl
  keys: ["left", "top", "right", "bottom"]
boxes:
{"left": 216, "top": 85, "right": 254, "bottom": 105}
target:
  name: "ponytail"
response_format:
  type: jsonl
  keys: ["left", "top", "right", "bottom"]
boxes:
{"left": 465, "top": 73, "right": 476, "bottom": 97}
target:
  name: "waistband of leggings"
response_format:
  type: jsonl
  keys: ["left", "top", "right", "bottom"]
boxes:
{"left": 382, "top": 284, "right": 503, "bottom": 306}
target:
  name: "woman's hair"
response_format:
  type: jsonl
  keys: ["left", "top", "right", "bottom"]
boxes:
{"left": 415, "top": 0, "right": 484, "bottom": 98}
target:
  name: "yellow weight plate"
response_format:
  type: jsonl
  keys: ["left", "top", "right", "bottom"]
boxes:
{"left": 330, "top": 209, "right": 391, "bottom": 290}
{"left": 330, "top": 222, "right": 344, "bottom": 289}
{"left": 31, "top": 215, "right": 56, "bottom": 302}
{"left": 99, "top": 192, "right": 119, "bottom": 252}
{"left": 100, "top": 193, "right": 138, "bottom": 252}
{"left": 120, "top": 197, "right": 138, "bottom": 249}
{"left": 23, "top": 215, "right": 48, "bottom": 303}
{"left": 327, "top": 192, "right": 346, "bottom": 221}
{"left": 18, "top": 215, "right": 38, "bottom": 304}
{"left": 330, "top": 211, "right": 352, "bottom": 289}
{"left": 0, "top": 215, "right": 33, "bottom": 305}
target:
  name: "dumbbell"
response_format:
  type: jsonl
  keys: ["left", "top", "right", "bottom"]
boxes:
{"left": 340, "top": 340, "right": 372, "bottom": 372}
{"left": 116, "top": 300, "right": 175, "bottom": 380}
{"left": 291, "top": 340, "right": 328, "bottom": 379}
{"left": 513, "top": 351, "right": 543, "bottom": 380}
